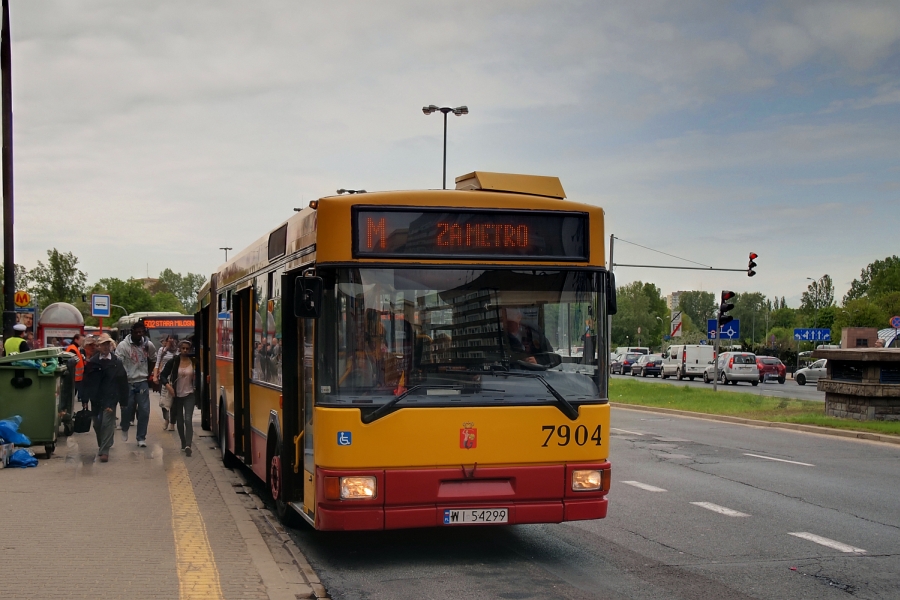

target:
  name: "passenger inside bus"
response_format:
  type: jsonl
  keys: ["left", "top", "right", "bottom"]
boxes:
{"left": 501, "top": 307, "right": 558, "bottom": 367}
{"left": 339, "top": 310, "right": 402, "bottom": 391}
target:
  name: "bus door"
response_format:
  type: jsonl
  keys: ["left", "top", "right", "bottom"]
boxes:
{"left": 232, "top": 287, "right": 254, "bottom": 464}
{"left": 195, "top": 307, "right": 211, "bottom": 431}
{"left": 280, "top": 269, "right": 314, "bottom": 518}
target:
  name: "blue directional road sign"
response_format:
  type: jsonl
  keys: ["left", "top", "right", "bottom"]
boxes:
{"left": 793, "top": 328, "right": 831, "bottom": 341}
{"left": 708, "top": 319, "right": 740, "bottom": 340}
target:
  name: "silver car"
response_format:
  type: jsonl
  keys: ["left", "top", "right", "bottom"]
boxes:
{"left": 703, "top": 352, "right": 759, "bottom": 386}
{"left": 795, "top": 359, "right": 827, "bottom": 386}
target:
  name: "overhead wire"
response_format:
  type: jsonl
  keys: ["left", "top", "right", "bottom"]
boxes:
{"left": 612, "top": 236, "right": 713, "bottom": 269}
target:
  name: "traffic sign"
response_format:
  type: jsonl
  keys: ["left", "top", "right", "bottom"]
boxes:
{"left": 891, "top": 316, "right": 900, "bottom": 329}
{"left": 670, "top": 311, "right": 682, "bottom": 338}
{"left": 91, "top": 294, "right": 111, "bottom": 318}
{"left": 708, "top": 318, "right": 740, "bottom": 340}
{"left": 793, "top": 328, "right": 831, "bottom": 341}
{"left": 13, "top": 290, "right": 30, "bottom": 307}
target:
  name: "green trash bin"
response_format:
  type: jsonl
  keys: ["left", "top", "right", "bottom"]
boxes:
{"left": 0, "top": 347, "right": 70, "bottom": 458}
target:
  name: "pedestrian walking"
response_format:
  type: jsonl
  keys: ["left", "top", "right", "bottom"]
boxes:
{"left": 64, "top": 334, "right": 86, "bottom": 400}
{"left": 81, "top": 334, "right": 128, "bottom": 462}
{"left": 116, "top": 323, "right": 156, "bottom": 447}
{"left": 4, "top": 323, "right": 30, "bottom": 356}
{"left": 152, "top": 336, "right": 178, "bottom": 431}
{"left": 160, "top": 339, "right": 197, "bottom": 457}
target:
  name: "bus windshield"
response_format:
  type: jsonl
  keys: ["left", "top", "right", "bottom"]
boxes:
{"left": 317, "top": 267, "right": 606, "bottom": 409}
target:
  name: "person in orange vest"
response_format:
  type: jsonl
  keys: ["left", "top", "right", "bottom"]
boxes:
{"left": 65, "top": 334, "right": 86, "bottom": 399}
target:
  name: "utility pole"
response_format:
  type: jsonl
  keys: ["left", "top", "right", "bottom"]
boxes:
{"left": 1, "top": 0, "right": 15, "bottom": 337}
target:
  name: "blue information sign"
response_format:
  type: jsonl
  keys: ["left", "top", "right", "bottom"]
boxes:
{"left": 708, "top": 319, "right": 740, "bottom": 340}
{"left": 793, "top": 328, "right": 831, "bottom": 341}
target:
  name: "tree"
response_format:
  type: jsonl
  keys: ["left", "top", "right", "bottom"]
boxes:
{"left": 801, "top": 275, "right": 834, "bottom": 313}
{"left": 612, "top": 281, "right": 668, "bottom": 348}
{"left": 29, "top": 249, "right": 87, "bottom": 307}
{"left": 833, "top": 298, "right": 886, "bottom": 332}
{"left": 844, "top": 256, "right": 900, "bottom": 303}
{"left": 92, "top": 278, "right": 155, "bottom": 322}
{"left": 151, "top": 291, "right": 185, "bottom": 313}
{"left": 732, "top": 292, "right": 767, "bottom": 344}
{"left": 158, "top": 269, "right": 206, "bottom": 313}
{"left": 770, "top": 307, "right": 796, "bottom": 329}
{"left": 677, "top": 291, "right": 716, "bottom": 332}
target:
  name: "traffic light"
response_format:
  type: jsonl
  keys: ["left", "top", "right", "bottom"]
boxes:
{"left": 718, "top": 290, "right": 736, "bottom": 327}
{"left": 748, "top": 252, "right": 758, "bottom": 277}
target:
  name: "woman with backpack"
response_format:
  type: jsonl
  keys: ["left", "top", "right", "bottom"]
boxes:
{"left": 160, "top": 339, "right": 197, "bottom": 456}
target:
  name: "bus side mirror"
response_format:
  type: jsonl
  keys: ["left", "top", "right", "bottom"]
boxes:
{"left": 294, "top": 277, "right": 324, "bottom": 319}
{"left": 607, "top": 272, "right": 617, "bottom": 316}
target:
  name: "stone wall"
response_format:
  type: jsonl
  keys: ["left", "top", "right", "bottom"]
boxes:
{"left": 825, "top": 393, "right": 900, "bottom": 421}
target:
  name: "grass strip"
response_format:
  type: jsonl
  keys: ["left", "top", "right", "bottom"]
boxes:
{"left": 609, "top": 379, "right": 900, "bottom": 436}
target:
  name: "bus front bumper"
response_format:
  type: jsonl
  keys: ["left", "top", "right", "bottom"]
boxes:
{"left": 314, "top": 462, "right": 610, "bottom": 531}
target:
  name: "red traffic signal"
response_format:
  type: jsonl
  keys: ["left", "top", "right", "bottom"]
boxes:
{"left": 748, "top": 252, "right": 758, "bottom": 277}
{"left": 719, "top": 290, "right": 735, "bottom": 326}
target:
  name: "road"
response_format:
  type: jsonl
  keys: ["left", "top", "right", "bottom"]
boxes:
{"left": 611, "top": 372, "right": 827, "bottom": 402}
{"left": 285, "top": 408, "right": 900, "bottom": 599}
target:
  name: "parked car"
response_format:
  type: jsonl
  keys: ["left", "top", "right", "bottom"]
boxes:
{"left": 631, "top": 354, "right": 663, "bottom": 377}
{"left": 703, "top": 352, "right": 759, "bottom": 385}
{"left": 795, "top": 359, "right": 827, "bottom": 385}
{"left": 661, "top": 344, "right": 716, "bottom": 381}
{"left": 611, "top": 352, "right": 642, "bottom": 375}
{"left": 757, "top": 356, "right": 786, "bottom": 384}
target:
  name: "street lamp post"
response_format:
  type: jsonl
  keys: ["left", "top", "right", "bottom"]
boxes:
{"left": 422, "top": 105, "right": 468, "bottom": 189}
{"left": 220, "top": 247, "right": 233, "bottom": 262}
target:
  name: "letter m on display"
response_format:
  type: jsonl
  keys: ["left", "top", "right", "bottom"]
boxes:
{"left": 367, "top": 218, "right": 386, "bottom": 249}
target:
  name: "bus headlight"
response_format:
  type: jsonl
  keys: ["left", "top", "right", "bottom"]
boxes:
{"left": 572, "top": 470, "right": 602, "bottom": 491}
{"left": 340, "top": 476, "right": 376, "bottom": 499}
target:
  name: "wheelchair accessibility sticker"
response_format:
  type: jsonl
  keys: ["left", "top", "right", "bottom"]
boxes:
{"left": 337, "top": 431, "right": 352, "bottom": 446}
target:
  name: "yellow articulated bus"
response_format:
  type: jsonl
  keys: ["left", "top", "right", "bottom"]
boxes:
{"left": 195, "top": 171, "right": 616, "bottom": 530}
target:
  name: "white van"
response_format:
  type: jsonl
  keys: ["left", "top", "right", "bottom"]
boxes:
{"left": 661, "top": 344, "right": 716, "bottom": 380}
{"left": 614, "top": 346, "right": 649, "bottom": 356}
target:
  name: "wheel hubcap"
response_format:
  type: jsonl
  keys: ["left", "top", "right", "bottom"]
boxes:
{"left": 270, "top": 455, "right": 281, "bottom": 501}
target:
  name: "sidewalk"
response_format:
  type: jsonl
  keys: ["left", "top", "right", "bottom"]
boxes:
{"left": 0, "top": 400, "right": 327, "bottom": 600}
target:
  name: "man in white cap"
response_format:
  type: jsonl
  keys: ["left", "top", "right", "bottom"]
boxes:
{"left": 4, "top": 323, "right": 30, "bottom": 356}
{"left": 81, "top": 333, "right": 128, "bottom": 462}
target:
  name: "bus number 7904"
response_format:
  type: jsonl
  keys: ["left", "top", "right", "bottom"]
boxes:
{"left": 541, "top": 424, "right": 602, "bottom": 447}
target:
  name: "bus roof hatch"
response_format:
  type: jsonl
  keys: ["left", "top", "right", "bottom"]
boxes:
{"left": 454, "top": 171, "right": 566, "bottom": 199}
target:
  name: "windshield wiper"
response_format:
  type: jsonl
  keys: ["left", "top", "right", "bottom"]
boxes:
{"left": 361, "top": 385, "right": 458, "bottom": 424}
{"left": 462, "top": 370, "right": 579, "bottom": 421}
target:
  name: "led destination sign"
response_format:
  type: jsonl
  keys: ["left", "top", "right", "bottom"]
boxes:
{"left": 143, "top": 319, "right": 194, "bottom": 328}
{"left": 353, "top": 208, "right": 588, "bottom": 260}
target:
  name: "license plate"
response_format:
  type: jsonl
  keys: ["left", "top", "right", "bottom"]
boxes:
{"left": 443, "top": 508, "right": 508, "bottom": 525}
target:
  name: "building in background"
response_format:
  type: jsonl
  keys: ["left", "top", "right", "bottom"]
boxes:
{"left": 666, "top": 291, "right": 691, "bottom": 312}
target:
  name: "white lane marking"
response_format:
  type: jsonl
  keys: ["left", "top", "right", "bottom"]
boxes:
{"left": 744, "top": 453, "right": 815, "bottom": 467}
{"left": 620, "top": 481, "right": 667, "bottom": 492}
{"left": 611, "top": 428, "right": 645, "bottom": 436}
{"left": 690, "top": 502, "right": 750, "bottom": 517}
{"left": 788, "top": 532, "right": 867, "bottom": 554}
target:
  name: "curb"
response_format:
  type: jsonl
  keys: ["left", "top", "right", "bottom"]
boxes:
{"left": 609, "top": 402, "right": 900, "bottom": 446}
{"left": 197, "top": 434, "right": 329, "bottom": 599}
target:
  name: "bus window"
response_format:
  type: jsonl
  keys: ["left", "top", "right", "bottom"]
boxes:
{"left": 318, "top": 268, "right": 602, "bottom": 408}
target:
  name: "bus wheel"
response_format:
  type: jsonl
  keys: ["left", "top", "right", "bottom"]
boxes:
{"left": 269, "top": 440, "right": 298, "bottom": 527}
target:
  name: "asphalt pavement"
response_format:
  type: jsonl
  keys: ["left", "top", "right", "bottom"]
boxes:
{"left": 285, "top": 407, "right": 900, "bottom": 599}
{"left": 611, "top": 372, "right": 827, "bottom": 402}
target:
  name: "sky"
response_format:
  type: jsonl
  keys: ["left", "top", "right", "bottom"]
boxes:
{"left": 3, "top": 0, "right": 899, "bottom": 307}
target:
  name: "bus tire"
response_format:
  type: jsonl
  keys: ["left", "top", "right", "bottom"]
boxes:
{"left": 268, "top": 434, "right": 299, "bottom": 527}
{"left": 220, "top": 404, "right": 237, "bottom": 468}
